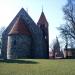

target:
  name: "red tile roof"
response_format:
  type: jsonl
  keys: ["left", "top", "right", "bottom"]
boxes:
{"left": 37, "top": 11, "right": 48, "bottom": 26}
{"left": 9, "top": 16, "right": 31, "bottom": 35}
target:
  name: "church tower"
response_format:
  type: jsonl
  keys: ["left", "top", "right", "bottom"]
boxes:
{"left": 37, "top": 11, "right": 49, "bottom": 58}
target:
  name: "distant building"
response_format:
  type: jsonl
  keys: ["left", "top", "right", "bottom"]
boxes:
{"left": 64, "top": 48, "right": 75, "bottom": 58}
{"left": 49, "top": 37, "right": 64, "bottom": 59}
{"left": 1, "top": 8, "right": 49, "bottom": 59}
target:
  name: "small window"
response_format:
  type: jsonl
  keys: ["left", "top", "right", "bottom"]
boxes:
{"left": 45, "top": 36, "right": 47, "bottom": 39}
{"left": 13, "top": 40, "right": 16, "bottom": 45}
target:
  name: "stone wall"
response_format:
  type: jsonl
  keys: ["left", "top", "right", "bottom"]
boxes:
{"left": 7, "top": 34, "right": 32, "bottom": 59}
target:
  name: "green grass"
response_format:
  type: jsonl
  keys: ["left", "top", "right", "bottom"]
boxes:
{"left": 0, "top": 59, "right": 75, "bottom": 75}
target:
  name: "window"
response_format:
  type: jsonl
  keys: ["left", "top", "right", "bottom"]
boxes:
{"left": 13, "top": 40, "right": 16, "bottom": 45}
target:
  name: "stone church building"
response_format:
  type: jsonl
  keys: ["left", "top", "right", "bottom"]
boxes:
{"left": 1, "top": 8, "right": 49, "bottom": 59}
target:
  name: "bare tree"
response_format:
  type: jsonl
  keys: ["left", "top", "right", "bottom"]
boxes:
{"left": 58, "top": 0, "right": 75, "bottom": 49}
{"left": 0, "top": 26, "right": 6, "bottom": 48}
{"left": 0, "top": 27, "right": 6, "bottom": 38}
{"left": 58, "top": 24, "right": 70, "bottom": 49}
{"left": 63, "top": 0, "right": 75, "bottom": 38}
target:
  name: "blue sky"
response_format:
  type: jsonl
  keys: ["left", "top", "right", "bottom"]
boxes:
{"left": 0, "top": 0, "right": 67, "bottom": 45}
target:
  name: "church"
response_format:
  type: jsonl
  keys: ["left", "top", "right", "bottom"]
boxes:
{"left": 1, "top": 8, "right": 49, "bottom": 59}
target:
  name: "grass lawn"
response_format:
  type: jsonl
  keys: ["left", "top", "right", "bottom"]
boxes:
{"left": 0, "top": 59, "right": 75, "bottom": 75}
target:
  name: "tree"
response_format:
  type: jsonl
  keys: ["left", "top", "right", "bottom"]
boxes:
{"left": 0, "top": 27, "right": 5, "bottom": 49}
{"left": 0, "top": 27, "right": 6, "bottom": 38}
{"left": 58, "top": 24, "right": 70, "bottom": 49}
{"left": 58, "top": 0, "right": 75, "bottom": 49}
{"left": 0, "top": 26, "right": 5, "bottom": 56}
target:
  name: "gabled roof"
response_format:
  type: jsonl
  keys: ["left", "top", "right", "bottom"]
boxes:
{"left": 37, "top": 11, "right": 48, "bottom": 26}
{"left": 3, "top": 8, "right": 42, "bottom": 35}
{"left": 9, "top": 16, "right": 31, "bottom": 35}
{"left": 3, "top": 8, "right": 26, "bottom": 35}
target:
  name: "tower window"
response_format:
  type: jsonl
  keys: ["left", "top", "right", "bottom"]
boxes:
{"left": 45, "top": 36, "right": 47, "bottom": 39}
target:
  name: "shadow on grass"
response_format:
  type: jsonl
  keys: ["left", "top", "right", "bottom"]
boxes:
{"left": 0, "top": 59, "right": 38, "bottom": 64}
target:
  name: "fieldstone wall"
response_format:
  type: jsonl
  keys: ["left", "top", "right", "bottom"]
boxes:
{"left": 7, "top": 34, "right": 32, "bottom": 59}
